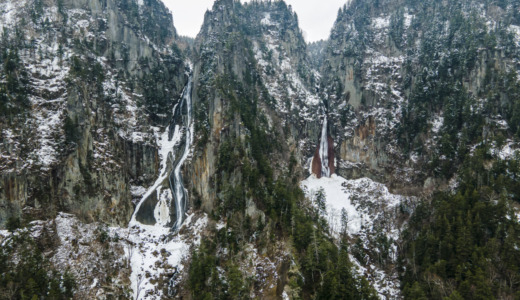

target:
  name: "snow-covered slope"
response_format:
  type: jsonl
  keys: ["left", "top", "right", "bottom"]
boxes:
{"left": 128, "top": 213, "right": 207, "bottom": 299}
{"left": 302, "top": 173, "right": 415, "bottom": 299}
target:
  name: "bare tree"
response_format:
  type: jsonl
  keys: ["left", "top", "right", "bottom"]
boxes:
{"left": 135, "top": 274, "right": 144, "bottom": 300}
{"left": 341, "top": 208, "right": 349, "bottom": 236}
{"left": 506, "top": 270, "right": 520, "bottom": 292}
{"left": 125, "top": 243, "right": 135, "bottom": 268}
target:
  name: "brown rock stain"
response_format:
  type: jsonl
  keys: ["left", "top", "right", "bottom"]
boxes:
{"left": 355, "top": 116, "right": 376, "bottom": 140}
{"left": 312, "top": 147, "right": 322, "bottom": 178}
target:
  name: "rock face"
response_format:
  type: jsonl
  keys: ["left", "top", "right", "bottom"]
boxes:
{"left": 311, "top": 148, "right": 322, "bottom": 178}
{"left": 189, "top": 0, "right": 325, "bottom": 214}
{"left": 0, "top": 0, "right": 187, "bottom": 226}
{"left": 338, "top": 116, "right": 388, "bottom": 180}
{"left": 322, "top": 0, "right": 520, "bottom": 188}
{"left": 184, "top": 0, "right": 332, "bottom": 297}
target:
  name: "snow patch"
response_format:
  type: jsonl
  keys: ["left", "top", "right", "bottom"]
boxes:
{"left": 282, "top": 291, "right": 289, "bottom": 300}
{"left": 35, "top": 110, "right": 63, "bottom": 168}
{"left": 431, "top": 115, "right": 444, "bottom": 134}
{"left": 128, "top": 214, "right": 208, "bottom": 300}
{"left": 404, "top": 12, "right": 414, "bottom": 28}
{"left": 301, "top": 174, "right": 405, "bottom": 236}
{"left": 498, "top": 141, "right": 520, "bottom": 160}
{"left": 76, "top": 19, "right": 89, "bottom": 28}
{"left": 131, "top": 186, "right": 147, "bottom": 198}
{"left": 261, "top": 13, "right": 273, "bottom": 26}
{"left": 301, "top": 172, "right": 414, "bottom": 299}
{"left": 351, "top": 254, "right": 400, "bottom": 299}
{"left": 372, "top": 16, "right": 390, "bottom": 29}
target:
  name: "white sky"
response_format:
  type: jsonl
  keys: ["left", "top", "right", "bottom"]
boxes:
{"left": 160, "top": 0, "right": 347, "bottom": 42}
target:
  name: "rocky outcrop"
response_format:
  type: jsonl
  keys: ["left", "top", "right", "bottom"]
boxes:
{"left": 337, "top": 116, "right": 389, "bottom": 180}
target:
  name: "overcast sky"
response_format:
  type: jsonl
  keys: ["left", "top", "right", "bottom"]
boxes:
{"left": 161, "top": 0, "right": 347, "bottom": 42}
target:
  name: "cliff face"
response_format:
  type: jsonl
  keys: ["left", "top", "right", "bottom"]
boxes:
{"left": 322, "top": 0, "right": 520, "bottom": 189}
{"left": 189, "top": 0, "right": 325, "bottom": 214}
{"left": 182, "top": 0, "right": 342, "bottom": 297}
{"left": 0, "top": 0, "right": 187, "bottom": 226}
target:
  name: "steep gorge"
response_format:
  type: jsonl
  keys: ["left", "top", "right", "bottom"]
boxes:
{"left": 0, "top": 0, "right": 519, "bottom": 299}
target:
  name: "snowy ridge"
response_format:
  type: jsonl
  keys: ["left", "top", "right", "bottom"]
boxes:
{"left": 253, "top": 12, "right": 321, "bottom": 123}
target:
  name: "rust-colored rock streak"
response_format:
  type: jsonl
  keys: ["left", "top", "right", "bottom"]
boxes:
{"left": 312, "top": 147, "right": 322, "bottom": 179}
{"left": 328, "top": 136, "right": 335, "bottom": 175}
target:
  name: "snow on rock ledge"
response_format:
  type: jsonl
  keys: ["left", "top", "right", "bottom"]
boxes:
{"left": 129, "top": 213, "right": 208, "bottom": 299}
{"left": 301, "top": 174, "right": 408, "bottom": 236}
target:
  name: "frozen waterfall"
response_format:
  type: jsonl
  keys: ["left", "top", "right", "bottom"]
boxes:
{"left": 170, "top": 76, "right": 193, "bottom": 231}
{"left": 319, "top": 116, "right": 330, "bottom": 178}
{"left": 130, "top": 72, "right": 193, "bottom": 232}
